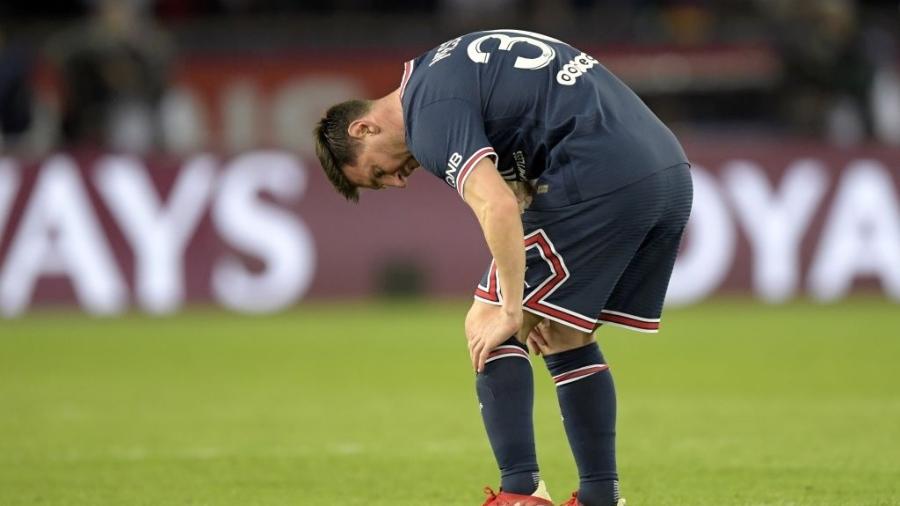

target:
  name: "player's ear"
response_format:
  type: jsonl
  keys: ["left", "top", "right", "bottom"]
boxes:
{"left": 347, "top": 118, "right": 380, "bottom": 139}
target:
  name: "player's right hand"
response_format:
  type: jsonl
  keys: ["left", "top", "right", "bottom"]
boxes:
{"left": 465, "top": 303, "right": 522, "bottom": 373}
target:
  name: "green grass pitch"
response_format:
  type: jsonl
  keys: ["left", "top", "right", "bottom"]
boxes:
{"left": 1, "top": 299, "right": 898, "bottom": 505}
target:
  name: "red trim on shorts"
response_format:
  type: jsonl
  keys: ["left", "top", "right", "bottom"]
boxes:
{"left": 474, "top": 261, "right": 500, "bottom": 303}
{"left": 598, "top": 310, "right": 661, "bottom": 332}
{"left": 526, "top": 304, "right": 595, "bottom": 333}
{"left": 522, "top": 231, "right": 597, "bottom": 333}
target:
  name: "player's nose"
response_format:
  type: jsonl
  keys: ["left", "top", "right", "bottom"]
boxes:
{"left": 383, "top": 173, "right": 407, "bottom": 189}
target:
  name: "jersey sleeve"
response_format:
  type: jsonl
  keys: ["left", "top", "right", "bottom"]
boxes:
{"left": 407, "top": 98, "right": 497, "bottom": 198}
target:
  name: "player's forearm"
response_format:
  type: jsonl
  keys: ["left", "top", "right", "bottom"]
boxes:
{"left": 478, "top": 197, "right": 526, "bottom": 316}
{"left": 461, "top": 158, "right": 526, "bottom": 318}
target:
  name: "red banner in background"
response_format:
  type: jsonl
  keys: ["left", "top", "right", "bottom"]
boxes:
{"left": 165, "top": 51, "right": 408, "bottom": 152}
{"left": 1, "top": 141, "right": 899, "bottom": 316}
{"left": 31, "top": 44, "right": 779, "bottom": 156}
{"left": 167, "top": 44, "right": 778, "bottom": 153}
{"left": 675, "top": 140, "right": 900, "bottom": 305}
{"left": 12, "top": 43, "right": 899, "bottom": 315}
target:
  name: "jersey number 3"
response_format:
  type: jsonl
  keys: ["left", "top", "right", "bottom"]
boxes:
{"left": 467, "top": 33, "right": 556, "bottom": 70}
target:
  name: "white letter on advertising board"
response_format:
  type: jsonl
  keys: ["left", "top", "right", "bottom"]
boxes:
{"left": 0, "top": 158, "right": 20, "bottom": 242}
{"left": 666, "top": 167, "right": 734, "bottom": 305}
{"left": 95, "top": 155, "right": 216, "bottom": 314}
{"left": 0, "top": 156, "right": 126, "bottom": 316}
{"left": 212, "top": 151, "right": 315, "bottom": 312}
{"left": 724, "top": 159, "right": 828, "bottom": 302}
{"left": 809, "top": 161, "right": 900, "bottom": 300}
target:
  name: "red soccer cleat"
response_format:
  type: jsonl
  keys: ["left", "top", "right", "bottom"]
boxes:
{"left": 560, "top": 492, "right": 627, "bottom": 506}
{"left": 560, "top": 491, "right": 581, "bottom": 506}
{"left": 481, "top": 480, "right": 554, "bottom": 506}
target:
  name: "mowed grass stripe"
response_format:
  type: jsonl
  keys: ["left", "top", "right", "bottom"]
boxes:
{"left": 1, "top": 299, "right": 898, "bottom": 505}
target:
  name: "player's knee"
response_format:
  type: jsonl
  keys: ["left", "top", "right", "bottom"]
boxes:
{"left": 464, "top": 303, "right": 480, "bottom": 340}
{"left": 540, "top": 321, "right": 593, "bottom": 354}
{"left": 465, "top": 300, "right": 501, "bottom": 341}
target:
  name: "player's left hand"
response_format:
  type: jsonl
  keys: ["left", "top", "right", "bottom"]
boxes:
{"left": 506, "top": 180, "right": 534, "bottom": 213}
{"left": 465, "top": 304, "right": 523, "bottom": 373}
{"left": 526, "top": 320, "right": 552, "bottom": 356}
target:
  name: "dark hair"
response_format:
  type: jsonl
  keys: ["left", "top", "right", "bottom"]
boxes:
{"left": 313, "top": 99, "right": 372, "bottom": 202}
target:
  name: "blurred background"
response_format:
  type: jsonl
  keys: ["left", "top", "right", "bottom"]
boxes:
{"left": 1, "top": 0, "right": 898, "bottom": 315}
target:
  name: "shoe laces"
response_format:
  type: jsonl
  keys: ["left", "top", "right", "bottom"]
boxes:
{"left": 561, "top": 491, "right": 581, "bottom": 506}
{"left": 482, "top": 487, "right": 500, "bottom": 506}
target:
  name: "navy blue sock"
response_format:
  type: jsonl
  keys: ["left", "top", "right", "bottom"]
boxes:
{"left": 544, "top": 342, "right": 619, "bottom": 506}
{"left": 476, "top": 336, "right": 539, "bottom": 495}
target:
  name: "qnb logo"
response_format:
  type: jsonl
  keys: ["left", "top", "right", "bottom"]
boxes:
{"left": 556, "top": 52, "right": 599, "bottom": 86}
{"left": 445, "top": 152, "right": 463, "bottom": 187}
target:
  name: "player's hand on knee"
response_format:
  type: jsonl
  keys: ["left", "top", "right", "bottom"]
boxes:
{"left": 465, "top": 305, "right": 521, "bottom": 373}
{"left": 526, "top": 320, "right": 551, "bottom": 356}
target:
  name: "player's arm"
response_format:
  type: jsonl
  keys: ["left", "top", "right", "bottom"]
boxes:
{"left": 462, "top": 157, "right": 526, "bottom": 371}
{"left": 462, "top": 157, "right": 525, "bottom": 314}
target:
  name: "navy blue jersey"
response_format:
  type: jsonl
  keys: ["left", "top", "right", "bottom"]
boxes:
{"left": 400, "top": 29, "right": 689, "bottom": 203}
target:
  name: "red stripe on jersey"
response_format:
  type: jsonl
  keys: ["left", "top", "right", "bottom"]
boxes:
{"left": 456, "top": 147, "right": 497, "bottom": 197}
{"left": 399, "top": 60, "right": 414, "bottom": 99}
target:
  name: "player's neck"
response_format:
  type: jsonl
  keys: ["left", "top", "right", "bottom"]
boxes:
{"left": 371, "top": 89, "right": 406, "bottom": 143}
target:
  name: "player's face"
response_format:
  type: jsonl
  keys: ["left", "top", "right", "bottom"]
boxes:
{"left": 343, "top": 131, "right": 418, "bottom": 191}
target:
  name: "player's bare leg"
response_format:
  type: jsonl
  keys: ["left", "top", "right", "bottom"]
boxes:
{"left": 524, "top": 318, "right": 593, "bottom": 355}
{"left": 466, "top": 301, "right": 553, "bottom": 505}
{"left": 528, "top": 319, "right": 623, "bottom": 506}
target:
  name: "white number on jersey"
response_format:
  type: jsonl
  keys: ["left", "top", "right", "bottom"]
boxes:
{"left": 467, "top": 33, "right": 556, "bottom": 70}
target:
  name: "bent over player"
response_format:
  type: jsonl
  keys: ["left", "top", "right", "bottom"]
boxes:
{"left": 314, "top": 30, "right": 692, "bottom": 506}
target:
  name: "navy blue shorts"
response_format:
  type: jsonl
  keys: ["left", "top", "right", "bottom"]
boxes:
{"left": 475, "top": 163, "right": 693, "bottom": 333}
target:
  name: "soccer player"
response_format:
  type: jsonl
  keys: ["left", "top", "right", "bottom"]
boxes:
{"left": 313, "top": 30, "right": 692, "bottom": 506}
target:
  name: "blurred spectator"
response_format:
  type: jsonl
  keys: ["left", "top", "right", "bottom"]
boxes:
{"left": 0, "top": 27, "right": 33, "bottom": 149}
{"left": 660, "top": 0, "right": 716, "bottom": 46}
{"left": 863, "top": 6, "right": 900, "bottom": 145}
{"left": 440, "top": 0, "right": 522, "bottom": 31}
{"left": 47, "top": 0, "right": 174, "bottom": 153}
{"left": 769, "top": 0, "right": 876, "bottom": 144}
{"left": 0, "top": 0, "right": 895, "bottom": 153}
